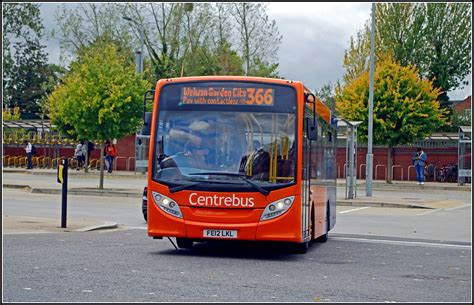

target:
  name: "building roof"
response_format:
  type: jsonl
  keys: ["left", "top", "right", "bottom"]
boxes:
{"left": 3, "top": 120, "right": 54, "bottom": 132}
{"left": 451, "top": 95, "right": 471, "bottom": 112}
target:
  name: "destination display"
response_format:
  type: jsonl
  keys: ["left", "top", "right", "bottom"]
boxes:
{"left": 181, "top": 86, "right": 274, "bottom": 106}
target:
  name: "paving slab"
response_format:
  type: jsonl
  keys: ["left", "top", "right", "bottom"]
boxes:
{"left": 3, "top": 215, "right": 118, "bottom": 234}
{"left": 337, "top": 196, "right": 466, "bottom": 209}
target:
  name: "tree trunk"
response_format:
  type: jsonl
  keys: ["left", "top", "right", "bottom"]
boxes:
{"left": 99, "top": 143, "right": 104, "bottom": 189}
{"left": 386, "top": 145, "right": 393, "bottom": 183}
{"left": 84, "top": 140, "right": 89, "bottom": 173}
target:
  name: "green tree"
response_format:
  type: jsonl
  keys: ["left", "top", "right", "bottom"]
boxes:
{"left": 123, "top": 2, "right": 187, "bottom": 79}
{"left": 336, "top": 56, "right": 448, "bottom": 182}
{"left": 342, "top": 21, "right": 372, "bottom": 84}
{"left": 2, "top": 107, "right": 21, "bottom": 121}
{"left": 210, "top": 4, "right": 245, "bottom": 75}
{"left": 421, "top": 3, "right": 471, "bottom": 104}
{"left": 374, "top": 3, "right": 425, "bottom": 68}
{"left": 343, "top": 2, "right": 471, "bottom": 105}
{"left": 3, "top": 3, "right": 44, "bottom": 78}
{"left": 450, "top": 109, "right": 472, "bottom": 130}
{"left": 3, "top": 3, "right": 52, "bottom": 118}
{"left": 38, "top": 64, "right": 67, "bottom": 121}
{"left": 214, "top": 41, "right": 245, "bottom": 75}
{"left": 315, "top": 82, "right": 337, "bottom": 115}
{"left": 47, "top": 39, "right": 150, "bottom": 188}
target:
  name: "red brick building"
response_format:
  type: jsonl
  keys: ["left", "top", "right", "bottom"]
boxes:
{"left": 451, "top": 95, "right": 471, "bottom": 117}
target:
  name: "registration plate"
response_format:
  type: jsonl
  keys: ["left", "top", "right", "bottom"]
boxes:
{"left": 203, "top": 229, "right": 237, "bottom": 238}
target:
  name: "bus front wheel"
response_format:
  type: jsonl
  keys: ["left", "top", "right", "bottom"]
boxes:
{"left": 293, "top": 241, "right": 309, "bottom": 254}
{"left": 176, "top": 238, "right": 194, "bottom": 249}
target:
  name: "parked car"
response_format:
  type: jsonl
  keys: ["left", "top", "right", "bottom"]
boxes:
{"left": 142, "top": 184, "right": 148, "bottom": 222}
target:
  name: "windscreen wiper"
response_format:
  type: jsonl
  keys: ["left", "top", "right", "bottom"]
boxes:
{"left": 188, "top": 172, "right": 270, "bottom": 195}
{"left": 169, "top": 182, "right": 203, "bottom": 193}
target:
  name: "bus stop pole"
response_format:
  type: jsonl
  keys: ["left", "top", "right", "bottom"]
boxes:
{"left": 366, "top": 2, "right": 375, "bottom": 197}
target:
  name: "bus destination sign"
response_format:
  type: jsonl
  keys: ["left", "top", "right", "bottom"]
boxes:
{"left": 181, "top": 86, "right": 274, "bottom": 106}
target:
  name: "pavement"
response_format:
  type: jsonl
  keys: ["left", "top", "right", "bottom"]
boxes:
{"left": 2, "top": 167, "right": 471, "bottom": 234}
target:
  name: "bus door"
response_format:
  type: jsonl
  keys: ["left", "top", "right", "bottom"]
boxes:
{"left": 301, "top": 109, "right": 313, "bottom": 242}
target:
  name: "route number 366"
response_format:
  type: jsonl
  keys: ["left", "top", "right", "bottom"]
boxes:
{"left": 246, "top": 88, "right": 274, "bottom": 106}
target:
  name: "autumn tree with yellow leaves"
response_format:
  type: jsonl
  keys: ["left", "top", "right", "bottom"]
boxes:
{"left": 335, "top": 56, "right": 448, "bottom": 182}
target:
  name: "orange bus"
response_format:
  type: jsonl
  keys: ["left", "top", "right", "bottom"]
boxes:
{"left": 145, "top": 76, "right": 337, "bottom": 253}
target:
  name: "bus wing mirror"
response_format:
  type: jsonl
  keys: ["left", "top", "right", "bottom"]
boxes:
{"left": 142, "top": 89, "right": 155, "bottom": 135}
{"left": 141, "top": 112, "right": 152, "bottom": 136}
{"left": 305, "top": 117, "right": 318, "bottom": 140}
{"left": 304, "top": 93, "right": 317, "bottom": 140}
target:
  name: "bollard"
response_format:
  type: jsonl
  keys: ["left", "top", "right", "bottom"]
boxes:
{"left": 57, "top": 158, "right": 68, "bottom": 228}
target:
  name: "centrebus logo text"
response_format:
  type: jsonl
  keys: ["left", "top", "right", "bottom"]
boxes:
{"left": 189, "top": 193, "right": 255, "bottom": 207}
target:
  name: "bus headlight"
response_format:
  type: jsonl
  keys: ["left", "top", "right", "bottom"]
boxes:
{"left": 260, "top": 196, "right": 295, "bottom": 221}
{"left": 152, "top": 191, "right": 183, "bottom": 218}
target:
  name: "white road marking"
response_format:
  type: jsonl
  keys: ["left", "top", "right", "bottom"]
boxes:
{"left": 446, "top": 204, "right": 471, "bottom": 211}
{"left": 338, "top": 207, "right": 370, "bottom": 214}
{"left": 417, "top": 209, "right": 442, "bottom": 216}
{"left": 417, "top": 203, "right": 471, "bottom": 215}
{"left": 332, "top": 237, "right": 471, "bottom": 249}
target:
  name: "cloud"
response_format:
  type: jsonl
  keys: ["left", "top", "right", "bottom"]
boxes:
{"left": 39, "top": 3, "right": 62, "bottom": 64}
{"left": 267, "top": 2, "right": 371, "bottom": 90}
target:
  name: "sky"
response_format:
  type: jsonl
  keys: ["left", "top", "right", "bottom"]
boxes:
{"left": 37, "top": 2, "right": 472, "bottom": 101}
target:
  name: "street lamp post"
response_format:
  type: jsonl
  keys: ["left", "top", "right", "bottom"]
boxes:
{"left": 366, "top": 2, "right": 375, "bottom": 197}
{"left": 122, "top": 15, "right": 148, "bottom": 174}
{"left": 122, "top": 16, "right": 144, "bottom": 74}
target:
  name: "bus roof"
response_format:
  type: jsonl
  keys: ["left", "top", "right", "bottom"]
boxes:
{"left": 158, "top": 75, "right": 299, "bottom": 86}
{"left": 304, "top": 86, "right": 332, "bottom": 124}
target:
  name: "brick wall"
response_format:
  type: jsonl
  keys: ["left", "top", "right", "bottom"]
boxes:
{"left": 336, "top": 146, "right": 458, "bottom": 181}
{"left": 3, "top": 136, "right": 463, "bottom": 178}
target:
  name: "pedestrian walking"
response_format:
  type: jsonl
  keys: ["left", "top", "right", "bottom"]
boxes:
{"left": 24, "top": 140, "right": 33, "bottom": 169}
{"left": 75, "top": 141, "right": 85, "bottom": 170}
{"left": 412, "top": 147, "right": 427, "bottom": 185}
{"left": 104, "top": 140, "right": 117, "bottom": 173}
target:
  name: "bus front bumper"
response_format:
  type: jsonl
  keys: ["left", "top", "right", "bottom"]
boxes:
{"left": 148, "top": 206, "right": 301, "bottom": 243}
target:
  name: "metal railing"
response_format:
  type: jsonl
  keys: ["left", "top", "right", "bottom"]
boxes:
{"left": 407, "top": 165, "right": 415, "bottom": 181}
{"left": 114, "top": 156, "right": 127, "bottom": 171}
{"left": 359, "top": 163, "right": 366, "bottom": 179}
{"left": 391, "top": 165, "right": 403, "bottom": 181}
{"left": 375, "top": 164, "right": 387, "bottom": 180}
{"left": 127, "top": 157, "right": 135, "bottom": 172}
{"left": 51, "top": 157, "right": 62, "bottom": 169}
{"left": 3, "top": 155, "right": 10, "bottom": 167}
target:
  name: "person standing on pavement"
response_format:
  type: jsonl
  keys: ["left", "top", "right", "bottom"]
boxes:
{"left": 413, "top": 147, "right": 427, "bottom": 185}
{"left": 104, "top": 140, "right": 117, "bottom": 173}
{"left": 75, "top": 141, "right": 85, "bottom": 170}
{"left": 24, "top": 140, "right": 33, "bottom": 169}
